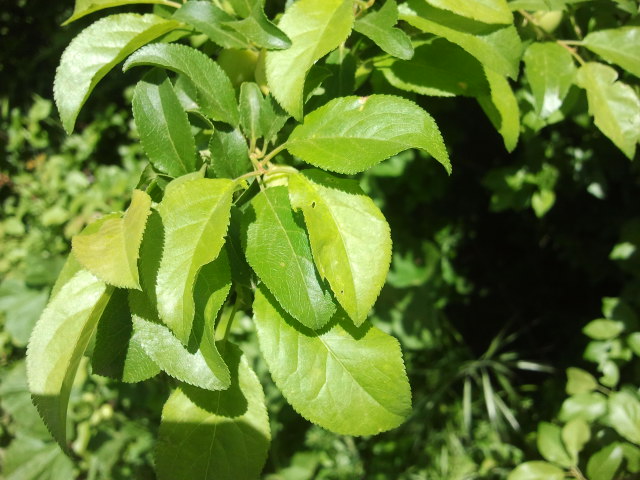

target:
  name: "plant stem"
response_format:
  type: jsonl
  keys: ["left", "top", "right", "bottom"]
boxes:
{"left": 261, "top": 143, "right": 287, "bottom": 165}
{"left": 569, "top": 466, "right": 588, "bottom": 480}
{"left": 215, "top": 303, "right": 239, "bottom": 342}
{"left": 557, "top": 40, "right": 585, "bottom": 65}
{"left": 163, "top": 0, "right": 182, "bottom": 8}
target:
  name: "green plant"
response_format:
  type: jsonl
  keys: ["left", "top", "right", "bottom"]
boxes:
{"left": 24, "top": 0, "right": 640, "bottom": 478}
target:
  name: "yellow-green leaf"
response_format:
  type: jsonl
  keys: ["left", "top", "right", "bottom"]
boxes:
{"left": 477, "top": 67, "right": 520, "bottom": 152}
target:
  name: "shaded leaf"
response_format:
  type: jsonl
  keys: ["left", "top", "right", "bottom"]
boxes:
{"left": 582, "top": 318, "right": 625, "bottom": 340}
{"left": 3, "top": 437, "right": 74, "bottom": 480}
{"left": 63, "top": 0, "right": 173, "bottom": 25}
{"left": 266, "top": 0, "right": 355, "bottom": 119}
{"left": 239, "top": 82, "right": 263, "bottom": 142}
{"left": 55, "top": 13, "right": 179, "bottom": 133}
{"left": 354, "top": 0, "right": 414, "bottom": 60}
{"left": 286, "top": 95, "right": 451, "bottom": 174}
{"left": 582, "top": 27, "right": 640, "bottom": 78}
{"left": 477, "top": 67, "right": 520, "bottom": 152}
{"left": 507, "top": 461, "right": 566, "bottom": 480}
{"left": 224, "top": 4, "right": 292, "bottom": 50}
{"left": 559, "top": 392, "right": 607, "bottom": 422}
{"left": 562, "top": 418, "right": 590, "bottom": 465}
{"left": 0, "top": 279, "right": 48, "bottom": 347}
{"left": 587, "top": 444, "right": 624, "bottom": 480}
{"left": 253, "top": 286, "right": 412, "bottom": 436}
{"left": 172, "top": 1, "right": 248, "bottom": 49}
{"left": 425, "top": 0, "right": 513, "bottom": 24}
{"left": 209, "top": 125, "right": 251, "bottom": 179}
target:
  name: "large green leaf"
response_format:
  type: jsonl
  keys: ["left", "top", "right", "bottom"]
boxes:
{"left": 576, "top": 62, "right": 640, "bottom": 159}
{"left": 265, "top": 0, "right": 354, "bottom": 119}
{"left": 54, "top": 14, "right": 179, "bottom": 133}
{"left": 129, "top": 288, "right": 230, "bottom": 391}
{"left": 425, "top": 0, "right": 513, "bottom": 24}
{"left": 609, "top": 391, "right": 640, "bottom": 445}
{"left": 243, "top": 187, "right": 335, "bottom": 330}
{"left": 537, "top": 422, "right": 573, "bottom": 468}
{"left": 507, "top": 461, "right": 566, "bottom": 480}
{"left": 172, "top": 1, "right": 248, "bottom": 49}
{"left": 354, "top": 0, "right": 413, "bottom": 60}
{"left": 587, "top": 444, "right": 624, "bottom": 480}
{"left": 400, "top": 0, "right": 522, "bottom": 79}
{"left": 253, "top": 286, "right": 412, "bottom": 435}
{"left": 374, "top": 38, "right": 489, "bottom": 97}
{"left": 156, "top": 177, "right": 235, "bottom": 344}
{"left": 286, "top": 95, "right": 451, "bottom": 174}
{"left": 63, "top": 0, "right": 175, "bottom": 25}
{"left": 523, "top": 42, "right": 576, "bottom": 118}
{"left": 26, "top": 270, "right": 113, "bottom": 449}
{"left": 124, "top": 43, "right": 239, "bottom": 126}
{"left": 477, "top": 67, "right": 520, "bottom": 152}
{"left": 72, "top": 189, "right": 151, "bottom": 289}
{"left": 133, "top": 70, "right": 196, "bottom": 177}
{"left": 582, "top": 27, "right": 640, "bottom": 78}
{"left": 156, "top": 343, "right": 270, "bottom": 480}
{"left": 288, "top": 170, "right": 391, "bottom": 326}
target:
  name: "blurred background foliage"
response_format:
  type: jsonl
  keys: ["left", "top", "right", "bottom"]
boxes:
{"left": 1, "top": 1, "right": 640, "bottom": 479}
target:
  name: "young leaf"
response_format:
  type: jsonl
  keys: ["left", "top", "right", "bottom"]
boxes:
{"left": 260, "top": 95, "right": 289, "bottom": 145}
{"left": 374, "top": 38, "right": 489, "bottom": 97}
{"left": 582, "top": 318, "right": 625, "bottom": 340}
{"left": 253, "top": 286, "right": 412, "bottom": 436}
{"left": 63, "top": 0, "right": 173, "bottom": 25}
{"left": 172, "top": 1, "right": 248, "bottom": 49}
{"left": 129, "top": 289, "right": 230, "bottom": 391}
{"left": 124, "top": 43, "right": 239, "bottom": 126}
{"left": 523, "top": 42, "right": 576, "bottom": 118}
{"left": 209, "top": 126, "right": 252, "bottom": 179}
{"left": 576, "top": 62, "right": 640, "bottom": 159}
{"left": 400, "top": 0, "right": 522, "bottom": 79}
{"left": 477, "top": 67, "right": 520, "bottom": 152}
{"left": 91, "top": 288, "right": 160, "bottom": 382}
{"left": 354, "top": 0, "right": 414, "bottom": 60}
{"left": 265, "top": 0, "right": 355, "bottom": 119}
{"left": 537, "top": 422, "right": 573, "bottom": 467}
{"left": 239, "top": 82, "right": 263, "bottom": 143}
{"left": 54, "top": 13, "right": 179, "bottom": 133}
{"left": 507, "top": 461, "right": 566, "bottom": 480}
{"left": 608, "top": 391, "right": 640, "bottom": 445}
{"left": 156, "top": 343, "right": 270, "bottom": 480}
{"left": 288, "top": 170, "right": 391, "bottom": 325}
{"left": 582, "top": 27, "right": 640, "bottom": 78}
{"left": 224, "top": 4, "right": 292, "bottom": 50}
{"left": 243, "top": 187, "right": 336, "bottom": 330}
{"left": 26, "top": 270, "right": 113, "bottom": 449}
{"left": 566, "top": 367, "right": 598, "bottom": 395}
{"left": 286, "top": 95, "right": 451, "bottom": 174}
{"left": 587, "top": 444, "right": 624, "bottom": 480}
{"left": 425, "top": 0, "right": 513, "bottom": 24}
{"left": 72, "top": 189, "right": 151, "bottom": 289}
{"left": 132, "top": 70, "right": 197, "bottom": 177}
{"left": 156, "top": 177, "right": 235, "bottom": 344}
{"left": 561, "top": 418, "right": 590, "bottom": 465}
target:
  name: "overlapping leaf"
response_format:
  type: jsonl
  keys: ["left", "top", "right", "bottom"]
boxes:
{"left": 27, "top": 270, "right": 112, "bottom": 449}
{"left": 54, "top": 14, "right": 179, "bottom": 133}
{"left": 582, "top": 27, "right": 640, "bottom": 78}
{"left": 243, "top": 187, "right": 336, "bottom": 330}
{"left": 609, "top": 391, "right": 640, "bottom": 445}
{"left": 124, "top": 43, "right": 239, "bottom": 125}
{"left": 209, "top": 126, "right": 252, "bottom": 179}
{"left": 286, "top": 95, "right": 451, "bottom": 174}
{"left": 576, "top": 62, "right": 640, "bottom": 159}
{"left": 156, "top": 177, "right": 235, "bottom": 344}
{"left": 133, "top": 70, "right": 196, "bottom": 177}
{"left": 425, "top": 0, "right": 513, "bottom": 24}
{"left": 354, "top": 0, "right": 413, "bottom": 60}
{"left": 172, "top": 1, "right": 248, "bottom": 49}
{"left": 266, "top": 0, "right": 355, "bottom": 119}
{"left": 239, "top": 82, "right": 263, "bottom": 142}
{"left": 477, "top": 68, "right": 520, "bottom": 152}
{"left": 63, "top": 0, "right": 175, "bottom": 25}
{"left": 72, "top": 189, "right": 151, "bottom": 289}
{"left": 253, "top": 286, "right": 412, "bottom": 436}
{"left": 156, "top": 343, "right": 270, "bottom": 480}
{"left": 288, "top": 170, "right": 391, "bottom": 325}
{"left": 224, "top": 3, "right": 292, "bottom": 50}
{"left": 508, "top": 462, "right": 566, "bottom": 480}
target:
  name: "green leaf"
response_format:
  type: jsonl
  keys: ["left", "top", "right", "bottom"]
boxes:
{"left": 0, "top": 279, "right": 49, "bottom": 347}
{"left": 582, "top": 27, "right": 640, "bottom": 78}
{"left": 243, "top": 187, "right": 336, "bottom": 330}
{"left": 3, "top": 437, "right": 75, "bottom": 480}
{"left": 156, "top": 177, "right": 235, "bottom": 344}
{"left": 227, "top": 0, "right": 260, "bottom": 17}
{"left": 559, "top": 392, "right": 607, "bottom": 422}
{"left": 477, "top": 67, "right": 520, "bottom": 152}
{"left": 507, "top": 461, "right": 566, "bottom": 480}
{"left": 537, "top": 422, "right": 573, "bottom": 468}
{"left": 576, "top": 62, "right": 640, "bottom": 159}
{"left": 239, "top": 82, "right": 263, "bottom": 142}
{"left": 566, "top": 367, "right": 598, "bottom": 395}
{"left": 129, "top": 289, "right": 230, "bottom": 391}
{"left": 72, "top": 189, "right": 151, "bottom": 289}
{"left": 621, "top": 442, "right": 640, "bottom": 473}
{"left": 54, "top": 13, "right": 179, "bottom": 133}
{"left": 288, "top": 170, "right": 391, "bottom": 325}
{"left": 582, "top": 318, "right": 625, "bottom": 340}
{"left": 172, "top": 1, "right": 248, "bottom": 49}
{"left": 562, "top": 418, "right": 590, "bottom": 465}
{"left": 628, "top": 332, "right": 640, "bottom": 356}
{"left": 523, "top": 42, "right": 576, "bottom": 118}
{"left": 91, "top": 288, "right": 160, "bottom": 382}
{"left": 132, "top": 70, "right": 197, "bottom": 177}
{"left": 354, "top": 0, "right": 414, "bottom": 60}
{"left": 286, "top": 95, "right": 451, "bottom": 174}
{"left": 124, "top": 43, "right": 239, "bottom": 126}
{"left": 609, "top": 391, "right": 640, "bottom": 445}
{"left": 63, "top": 0, "right": 173, "bottom": 25}
{"left": 156, "top": 343, "right": 270, "bottom": 480}
{"left": 425, "top": 0, "right": 513, "bottom": 24}
{"left": 374, "top": 38, "right": 489, "bottom": 97}
{"left": 265, "top": 0, "right": 355, "bottom": 119}
{"left": 587, "top": 444, "right": 624, "bottom": 480}
{"left": 260, "top": 95, "right": 289, "bottom": 145}
{"left": 253, "top": 286, "right": 412, "bottom": 436}
{"left": 209, "top": 126, "right": 251, "bottom": 179}
{"left": 224, "top": 4, "right": 292, "bottom": 50}
{"left": 50, "top": 254, "right": 83, "bottom": 300}
{"left": 400, "top": 0, "right": 522, "bottom": 79}
{"left": 26, "top": 270, "right": 113, "bottom": 449}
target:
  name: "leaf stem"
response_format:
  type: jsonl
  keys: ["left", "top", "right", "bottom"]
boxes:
{"left": 215, "top": 303, "right": 239, "bottom": 342}
{"left": 569, "top": 466, "right": 588, "bottom": 480}
{"left": 261, "top": 143, "right": 287, "bottom": 166}
{"left": 163, "top": 0, "right": 182, "bottom": 8}
{"left": 557, "top": 40, "right": 585, "bottom": 65}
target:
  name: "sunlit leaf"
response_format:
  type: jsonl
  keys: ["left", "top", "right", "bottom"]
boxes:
{"left": 172, "top": 1, "right": 248, "bottom": 49}
{"left": 582, "top": 27, "right": 640, "bottom": 78}
{"left": 587, "top": 444, "right": 624, "bottom": 480}
{"left": 224, "top": 3, "right": 292, "bottom": 50}
{"left": 561, "top": 418, "right": 590, "bottom": 465}
{"left": 609, "top": 391, "right": 640, "bottom": 445}
{"left": 425, "top": 0, "right": 513, "bottom": 24}
{"left": 477, "top": 67, "right": 520, "bottom": 152}
{"left": 209, "top": 126, "right": 251, "bottom": 179}
{"left": 63, "top": 0, "right": 174, "bottom": 25}
{"left": 354, "top": 0, "right": 413, "bottom": 60}
{"left": 566, "top": 367, "right": 598, "bottom": 395}
{"left": 507, "top": 461, "right": 566, "bottom": 480}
